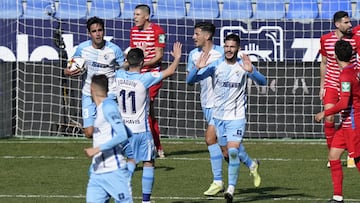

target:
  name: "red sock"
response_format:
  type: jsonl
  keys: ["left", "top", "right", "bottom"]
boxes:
{"left": 330, "top": 160, "right": 343, "bottom": 196}
{"left": 148, "top": 116, "right": 162, "bottom": 150}
{"left": 324, "top": 121, "right": 336, "bottom": 149}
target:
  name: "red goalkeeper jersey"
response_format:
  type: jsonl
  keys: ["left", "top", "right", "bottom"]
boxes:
{"left": 130, "top": 23, "right": 166, "bottom": 73}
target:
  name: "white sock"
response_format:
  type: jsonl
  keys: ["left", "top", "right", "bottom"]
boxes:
{"left": 214, "top": 180, "right": 223, "bottom": 186}
{"left": 227, "top": 185, "right": 235, "bottom": 194}
{"left": 333, "top": 195, "right": 343, "bottom": 201}
{"left": 250, "top": 161, "right": 257, "bottom": 171}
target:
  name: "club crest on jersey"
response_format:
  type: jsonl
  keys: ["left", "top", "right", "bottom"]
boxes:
{"left": 104, "top": 54, "right": 109, "bottom": 60}
{"left": 151, "top": 72, "right": 161, "bottom": 78}
{"left": 341, "top": 82, "right": 350, "bottom": 92}
{"left": 159, "top": 34, "right": 165, "bottom": 44}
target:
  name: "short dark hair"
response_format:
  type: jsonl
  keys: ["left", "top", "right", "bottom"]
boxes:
{"left": 127, "top": 48, "right": 144, "bottom": 67}
{"left": 333, "top": 11, "right": 349, "bottom": 24}
{"left": 91, "top": 74, "right": 108, "bottom": 93}
{"left": 135, "top": 4, "right": 151, "bottom": 15}
{"left": 224, "top": 34, "right": 240, "bottom": 47}
{"left": 194, "top": 22, "right": 216, "bottom": 40}
{"left": 86, "top": 16, "right": 104, "bottom": 32}
{"left": 335, "top": 40, "right": 353, "bottom": 62}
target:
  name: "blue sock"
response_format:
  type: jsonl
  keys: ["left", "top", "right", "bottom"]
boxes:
{"left": 238, "top": 143, "right": 253, "bottom": 168}
{"left": 208, "top": 144, "right": 223, "bottom": 181}
{"left": 228, "top": 148, "right": 240, "bottom": 186}
{"left": 142, "top": 166, "right": 154, "bottom": 201}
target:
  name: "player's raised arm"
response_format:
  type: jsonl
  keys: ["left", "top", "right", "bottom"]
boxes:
{"left": 161, "top": 42, "right": 182, "bottom": 79}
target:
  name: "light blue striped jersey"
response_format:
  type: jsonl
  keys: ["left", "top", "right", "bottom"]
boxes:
{"left": 187, "top": 45, "right": 224, "bottom": 108}
{"left": 92, "top": 97, "right": 128, "bottom": 174}
{"left": 115, "top": 69, "right": 163, "bottom": 133}
{"left": 195, "top": 59, "right": 266, "bottom": 120}
{"left": 73, "top": 40, "right": 125, "bottom": 96}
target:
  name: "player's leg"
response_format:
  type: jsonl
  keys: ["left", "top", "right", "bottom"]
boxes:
{"left": 204, "top": 124, "right": 224, "bottom": 196}
{"left": 82, "top": 95, "right": 96, "bottom": 138}
{"left": 238, "top": 143, "right": 261, "bottom": 187}
{"left": 223, "top": 119, "right": 245, "bottom": 202}
{"left": 323, "top": 88, "right": 338, "bottom": 167}
{"left": 328, "top": 129, "right": 346, "bottom": 203}
{"left": 226, "top": 143, "right": 240, "bottom": 203}
{"left": 139, "top": 132, "right": 156, "bottom": 203}
{"left": 345, "top": 128, "right": 356, "bottom": 168}
{"left": 103, "top": 169, "right": 133, "bottom": 203}
{"left": 86, "top": 172, "right": 111, "bottom": 203}
{"left": 148, "top": 82, "right": 164, "bottom": 158}
{"left": 142, "top": 161, "right": 154, "bottom": 203}
{"left": 347, "top": 128, "right": 360, "bottom": 172}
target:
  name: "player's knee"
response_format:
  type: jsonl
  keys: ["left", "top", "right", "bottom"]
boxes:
{"left": 205, "top": 134, "right": 216, "bottom": 146}
{"left": 328, "top": 149, "right": 343, "bottom": 160}
{"left": 228, "top": 148, "right": 238, "bottom": 159}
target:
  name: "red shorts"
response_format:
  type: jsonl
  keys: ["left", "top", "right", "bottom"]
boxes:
{"left": 322, "top": 87, "right": 339, "bottom": 105}
{"left": 331, "top": 127, "right": 359, "bottom": 158}
{"left": 149, "top": 81, "right": 162, "bottom": 101}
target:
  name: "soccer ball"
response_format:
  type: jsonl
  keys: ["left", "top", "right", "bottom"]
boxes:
{"left": 68, "top": 57, "right": 86, "bottom": 72}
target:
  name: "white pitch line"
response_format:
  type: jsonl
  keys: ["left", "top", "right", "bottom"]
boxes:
{"left": 0, "top": 155, "right": 336, "bottom": 162}
{"left": 0, "top": 139, "right": 327, "bottom": 145}
{"left": 0, "top": 195, "right": 359, "bottom": 202}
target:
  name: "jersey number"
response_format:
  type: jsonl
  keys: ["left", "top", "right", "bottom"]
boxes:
{"left": 119, "top": 90, "right": 136, "bottom": 113}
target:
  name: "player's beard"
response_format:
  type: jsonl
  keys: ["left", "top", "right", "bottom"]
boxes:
{"left": 225, "top": 51, "right": 238, "bottom": 63}
{"left": 341, "top": 29, "right": 353, "bottom": 38}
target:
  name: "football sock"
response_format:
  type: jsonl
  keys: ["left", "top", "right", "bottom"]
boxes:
{"left": 330, "top": 160, "right": 343, "bottom": 197}
{"left": 142, "top": 166, "right": 154, "bottom": 201}
{"left": 208, "top": 144, "right": 223, "bottom": 181}
{"left": 238, "top": 143, "right": 253, "bottom": 168}
{"left": 228, "top": 148, "right": 240, "bottom": 186}
{"left": 324, "top": 121, "right": 335, "bottom": 149}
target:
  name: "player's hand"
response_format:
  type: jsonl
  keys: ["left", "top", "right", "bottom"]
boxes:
{"left": 240, "top": 54, "right": 253, "bottom": 72}
{"left": 170, "top": 42, "right": 182, "bottom": 59}
{"left": 314, "top": 112, "right": 324, "bottom": 122}
{"left": 196, "top": 52, "right": 210, "bottom": 69}
{"left": 84, "top": 147, "right": 100, "bottom": 158}
{"left": 64, "top": 67, "right": 82, "bottom": 77}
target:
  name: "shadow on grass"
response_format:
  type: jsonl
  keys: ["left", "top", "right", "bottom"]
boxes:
{"left": 134, "top": 165, "right": 175, "bottom": 172}
{"left": 165, "top": 149, "right": 208, "bottom": 156}
{"left": 235, "top": 186, "right": 314, "bottom": 202}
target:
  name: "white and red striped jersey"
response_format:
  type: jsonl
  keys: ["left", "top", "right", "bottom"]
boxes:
{"left": 319, "top": 30, "right": 358, "bottom": 127}
{"left": 130, "top": 23, "right": 166, "bottom": 73}
{"left": 319, "top": 31, "right": 357, "bottom": 92}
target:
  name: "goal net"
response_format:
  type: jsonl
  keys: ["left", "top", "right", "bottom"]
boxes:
{"left": 1, "top": 0, "right": 352, "bottom": 139}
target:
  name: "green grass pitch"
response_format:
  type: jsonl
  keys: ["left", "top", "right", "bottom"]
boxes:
{"left": 0, "top": 138, "right": 358, "bottom": 203}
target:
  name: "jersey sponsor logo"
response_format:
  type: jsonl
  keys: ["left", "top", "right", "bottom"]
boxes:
{"left": 341, "top": 82, "right": 350, "bottom": 92}
{"left": 158, "top": 34, "right": 166, "bottom": 44}
{"left": 151, "top": 72, "right": 161, "bottom": 78}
